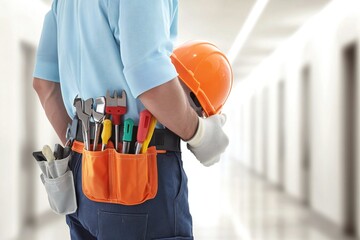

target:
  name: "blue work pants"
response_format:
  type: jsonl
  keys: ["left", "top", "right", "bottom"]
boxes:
{"left": 66, "top": 151, "right": 193, "bottom": 240}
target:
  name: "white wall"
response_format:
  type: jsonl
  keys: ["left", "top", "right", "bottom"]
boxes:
{"left": 0, "top": 1, "right": 60, "bottom": 239}
{"left": 227, "top": 0, "right": 360, "bottom": 231}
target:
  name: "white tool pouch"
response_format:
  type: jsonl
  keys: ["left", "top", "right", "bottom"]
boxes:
{"left": 36, "top": 154, "right": 77, "bottom": 215}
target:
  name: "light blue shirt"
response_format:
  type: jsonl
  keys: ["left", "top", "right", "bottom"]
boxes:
{"left": 34, "top": 0, "right": 179, "bottom": 123}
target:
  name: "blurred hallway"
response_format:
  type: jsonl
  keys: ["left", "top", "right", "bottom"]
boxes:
{"left": 16, "top": 159, "right": 358, "bottom": 240}
{"left": 2, "top": 0, "right": 360, "bottom": 239}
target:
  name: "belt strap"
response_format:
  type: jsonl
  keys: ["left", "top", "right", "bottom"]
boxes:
{"left": 74, "top": 122, "right": 181, "bottom": 152}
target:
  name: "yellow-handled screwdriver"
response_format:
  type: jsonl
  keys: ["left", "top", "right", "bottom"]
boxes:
{"left": 101, "top": 119, "right": 112, "bottom": 151}
{"left": 141, "top": 116, "right": 157, "bottom": 153}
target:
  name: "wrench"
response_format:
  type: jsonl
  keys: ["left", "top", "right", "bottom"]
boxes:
{"left": 105, "top": 90, "right": 127, "bottom": 152}
{"left": 65, "top": 115, "right": 79, "bottom": 147}
{"left": 92, "top": 97, "right": 106, "bottom": 151}
{"left": 74, "top": 97, "right": 92, "bottom": 150}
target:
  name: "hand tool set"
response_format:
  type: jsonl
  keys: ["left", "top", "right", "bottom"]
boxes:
{"left": 71, "top": 90, "right": 156, "bottom": 154}
{"left": 32, "top": 89, "right": 158, "bottom": 214}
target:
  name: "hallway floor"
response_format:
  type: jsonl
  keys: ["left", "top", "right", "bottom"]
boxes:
{"left": 18, "top": 158, "right": 357, "bottom": 240}
{"left": 187, "top": 159, "right": 357, "bottom": 240}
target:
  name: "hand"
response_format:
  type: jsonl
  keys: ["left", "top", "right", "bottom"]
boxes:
{"left": 186, "top": 114, "right": 229, "bottom": 167}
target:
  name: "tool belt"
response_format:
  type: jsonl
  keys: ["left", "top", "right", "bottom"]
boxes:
{"left": 34, "top": 90, "right": 184, "bottom": 211}
{"left": 69, "top": 92, "right": 183, "bottom": 205}
{"left": 75, "top": 122, "right": 181, "bottom": 152}
{"left": 72, "top": 140, "right": 158, "bottom": 205}
{"left": 71, "top": 119, "right": 181, "bottom": 205}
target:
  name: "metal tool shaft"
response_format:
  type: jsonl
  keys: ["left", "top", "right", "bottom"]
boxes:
{"left": 92, "top": 97, "right": 106, "bottom": 151}
{"left": 101, "top": 144, "right": 106, "bottom": 151}
{"left": 93, "top": 123, "right": 101, "bottom": 151}
{"left": 115, "top": 125, "right": 119, "bottom": 151}
{"left": 122, "top": 142, "right": 130, "bottom": 154}
{"left": 135, "top": 142, "right": 143, "bottom": 154}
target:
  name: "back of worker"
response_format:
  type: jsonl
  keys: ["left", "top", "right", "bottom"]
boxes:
{"left": 34, "top": 0, "right": 195, "bottom": 239}
{"left": 35, "top": 0, "right": 179, "bottom": 122}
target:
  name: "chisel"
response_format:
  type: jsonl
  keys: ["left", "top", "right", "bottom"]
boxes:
{"left": 42, "top": 145, "right": 55, "bottom": 162}
{"left": 42, "top": 145, "right": 56, "bottom": 178}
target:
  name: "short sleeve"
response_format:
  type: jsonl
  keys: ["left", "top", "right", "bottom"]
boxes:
{"left": 33, "top": 5, "right": 60, "bottom": 82}
{"left": 119, "top": 0, "right": 178, "bottom": 98}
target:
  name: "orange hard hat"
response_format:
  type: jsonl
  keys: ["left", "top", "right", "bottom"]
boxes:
{"left": 171, "top": 40, "right": 233, "bottom": 117}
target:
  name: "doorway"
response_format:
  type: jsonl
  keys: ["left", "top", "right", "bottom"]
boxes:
{"left": 301, "top": 65, "right": 311, "bottom": 206}
{"left": 251, "top": 97, "right": 257, "bottom": 172}
{"left": 262, "top": 88, "right": 269, "bottom": 179}
{"left": 342, "top": 42, "right": 358, "bottom": 236}
{"left": 19, "top": 42, "right": 37, "bottom": 229}
{"left": 278, "top": 81, "right": 285, "bottom": 190}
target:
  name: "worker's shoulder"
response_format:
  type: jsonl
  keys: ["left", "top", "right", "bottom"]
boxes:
{"left": 53, "top": 0, "right": 113, "bottom": 17}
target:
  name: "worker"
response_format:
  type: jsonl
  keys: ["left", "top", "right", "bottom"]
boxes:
{"left": 33, "top": 1, "right": 229, "bottom": 239}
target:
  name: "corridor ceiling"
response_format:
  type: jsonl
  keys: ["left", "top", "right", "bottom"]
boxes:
{"left": 178, "top": 0, "right": 331, "bottom": 83}
{"left": 41, "top": 0, "right": 332, "bottom": 83}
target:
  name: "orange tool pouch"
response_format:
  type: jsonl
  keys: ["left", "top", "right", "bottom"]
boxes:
{"left": 72, "top": 141, "right": 158, "bottom": 205}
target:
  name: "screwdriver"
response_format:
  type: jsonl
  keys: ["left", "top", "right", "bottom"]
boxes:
{"left": 141, "top": 116, "right": 157, "bottom": 154}
{"left": 122, "top": 118, "right": 134, "bottom": 154}
{"left": 101, "top": 119, "right": 112, "bottom": 151}
{"left": 135, "top": 110, "right": 152, "bottom": 154}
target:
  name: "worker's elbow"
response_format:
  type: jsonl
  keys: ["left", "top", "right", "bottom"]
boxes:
{"left": 33, "top": 77, "right": 56, "bottom": 96}
{"left": 33, "top": 77, "right": 43, "bottom": 93}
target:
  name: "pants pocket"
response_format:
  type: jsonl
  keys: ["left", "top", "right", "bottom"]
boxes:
{"left": 98, "top": 211, "right": 148, "bottom": 240}
{"left": 41, "top": 170, "right": 77, "bottom": 215}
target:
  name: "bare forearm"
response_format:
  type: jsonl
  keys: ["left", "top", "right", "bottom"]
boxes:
{"left": 139, "top": 77, "right": 198, "bottom": 141}
{"left": 33, "top": 78, "right": 71, "bottom": 144}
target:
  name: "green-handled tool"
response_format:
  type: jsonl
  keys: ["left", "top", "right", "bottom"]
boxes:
{"left": 122, "top": 118, "right": 134, "bottom": 154}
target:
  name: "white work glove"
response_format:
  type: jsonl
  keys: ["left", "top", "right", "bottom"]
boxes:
{"left": 186, "top": 114, "right": 229, "bottom": 167}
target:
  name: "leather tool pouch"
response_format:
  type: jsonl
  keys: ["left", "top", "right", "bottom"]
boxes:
{"left": 72, "top": 141, "right": 158, "bottom": 205}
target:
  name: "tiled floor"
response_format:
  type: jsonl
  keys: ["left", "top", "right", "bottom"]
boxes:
{"left": 16, "top": 157, "right": 358, "bottom": 240}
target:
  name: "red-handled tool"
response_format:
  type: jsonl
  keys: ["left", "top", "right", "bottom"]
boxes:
{"left": 105, "top": 90, "right": 127, "bottom": 152}
{"left": 135, "top": 110, "right": 152, "bottom": 154}
{"left": 141, "top": 116, "right": 157, "bottom": 153}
